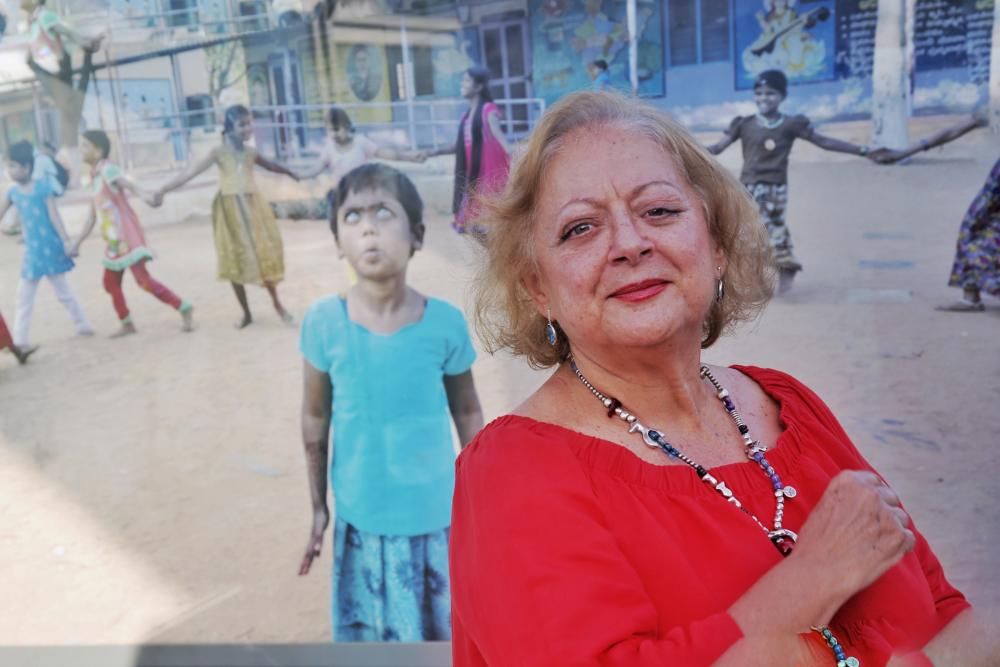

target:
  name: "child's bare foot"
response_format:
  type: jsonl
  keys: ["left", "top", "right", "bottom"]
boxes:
{"left": 278, "top": 309, "right": 295, "bottom": 326}
{"left": 234, "top": 314, "right": 253, "bottom": 330}
{"left": 78, "top": 327, "right": 96, "bottom": 337}
{"left": 180, "top": 305, "right": 195, "bottom": 332}
{"left": 12, "top": 345, "right": 38, "bottom": 365}
{"left": 110, "top": 322, "right": 138, "bottom": 338}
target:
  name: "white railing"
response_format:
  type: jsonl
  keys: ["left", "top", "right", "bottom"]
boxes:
{"left": 247, "top": 98, "right": 545, "bottom": 160}
{"left": 95, "top": 97, "right": 546, "bottom": 168}
{"left": 39, "top": 0, "right": 283, "bottom": 41}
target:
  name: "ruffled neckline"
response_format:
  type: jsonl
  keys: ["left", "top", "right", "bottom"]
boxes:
{"left": 491, "top": 366, "right": 810, "bottom": 498}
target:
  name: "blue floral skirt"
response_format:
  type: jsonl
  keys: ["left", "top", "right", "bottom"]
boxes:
{"left": 949, "top": 158, "right": 1000, "bottom": 297}
{"left": 332, "top": 516, "right": 451, "bottom": 642}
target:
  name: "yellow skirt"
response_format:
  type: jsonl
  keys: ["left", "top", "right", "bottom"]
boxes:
{"left": 212, "top": 192, "right": 284, "bottom": 286}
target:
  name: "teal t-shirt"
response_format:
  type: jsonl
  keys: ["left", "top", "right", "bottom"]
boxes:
{"left": 300, "top": 295, "right": 476, "bottom": 537}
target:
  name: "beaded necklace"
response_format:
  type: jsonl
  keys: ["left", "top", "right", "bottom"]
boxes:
{"left": 569, "top": 358, "right": 859, "bottom": 667}
{"left": 756, "top": 112, "right": 785, "bottom": 130}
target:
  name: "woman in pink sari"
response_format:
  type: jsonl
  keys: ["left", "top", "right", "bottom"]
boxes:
{"left": 432, "top": 67, "right": 512, "bottom": 234}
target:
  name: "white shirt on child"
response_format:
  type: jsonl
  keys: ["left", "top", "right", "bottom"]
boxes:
{"left": 323, "top": 134, "right": 378, "bottom": 188}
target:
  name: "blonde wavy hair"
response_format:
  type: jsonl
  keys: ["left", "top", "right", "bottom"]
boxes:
{"left": 473, "top": 91, "right": 774, "bottom": 369}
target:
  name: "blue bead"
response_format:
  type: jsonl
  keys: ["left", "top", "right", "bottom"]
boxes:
{"left": 648, "top": 429, "right": 661, "bottom": 441}
{"left": 753, "top": 452, "right": 763, "bottom": 462}
{"left": 765, "top": 466, "right": 775, "bottom": 475}
{"left": 822, "top": 629, "right": 833, "bottom": 638}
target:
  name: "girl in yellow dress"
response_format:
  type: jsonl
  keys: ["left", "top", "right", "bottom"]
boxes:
{"left": 157, "top": 105, "right": 299, "bottom": 328}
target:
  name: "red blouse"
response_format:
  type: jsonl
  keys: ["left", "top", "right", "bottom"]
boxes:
{"left": 450, "top": 367, "right": 969, "bottom": 666}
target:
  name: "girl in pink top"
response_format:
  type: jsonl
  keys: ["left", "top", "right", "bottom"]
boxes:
{"left": 431, "top": 67, "right": 512, "bottom": 234}
{"left": 71, "top": 130, "right": 193, "bottom": 337}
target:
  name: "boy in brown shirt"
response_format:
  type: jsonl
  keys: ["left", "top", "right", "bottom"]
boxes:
{"left": 708, "top": 70, "right": 886, "bottom": 292}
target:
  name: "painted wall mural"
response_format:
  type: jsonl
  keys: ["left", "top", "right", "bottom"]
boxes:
{"left": 914, "top": 0, "right": 994, "bottom": 84}
{"left": 833, "top": 0, "right": 877, "bottom": 79}
{"left": 332, "top": 43, "right": 391, "bottom": 123}
{"left": 735, "top": 0, "right": 838, "bottom": 90}
{"left": 432, "top": 28, "right": 480, "bottom": 99}
{"left": 530, "top": 0, "right": 664, "bottom": 102}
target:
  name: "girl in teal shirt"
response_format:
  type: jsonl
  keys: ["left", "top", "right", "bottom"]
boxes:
{"left": 298, "top": 163, "right": 484, "bottom": 641}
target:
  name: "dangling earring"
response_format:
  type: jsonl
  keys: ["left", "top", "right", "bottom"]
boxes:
{"left": 716, "top": 267, "right": 725, "bottom": 303}
{"left": 545, "top": 308, "right": 558, "bottom": 347}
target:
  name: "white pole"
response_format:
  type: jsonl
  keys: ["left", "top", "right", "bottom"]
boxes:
{"left": 170, "top": 52, "right": 190, "bottom": 164}
{"left": 626, "top": 0, "right": 637, "bottom": 95}
{"left": 400, "top": 15, "right": 418, "bottom": 150}
{"left": 870, "top": 0, "right": 911, "bottom": 148}
{"left": 990, "top": 0, "right": 1000, "bottom": 132}
{"left": 106, "top": 42, "right": 131, "bottom": 170}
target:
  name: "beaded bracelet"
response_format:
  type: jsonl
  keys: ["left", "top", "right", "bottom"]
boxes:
{"left": 814, "top": 627, "right": 860, "bottom": 667}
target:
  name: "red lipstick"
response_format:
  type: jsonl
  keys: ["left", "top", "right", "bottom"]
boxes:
{"left": 609, "top": 279, "right": 668, "bottom": 302}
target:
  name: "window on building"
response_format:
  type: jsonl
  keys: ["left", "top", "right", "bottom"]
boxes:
{"left": 185, "top": 94, "right": 215, "bottom": 129}
{"left": 668, "top": 0, "right": 731, "bottom": 67}
{"left": 387, "top": 45, "right": 435, "bottom": 100}
{"left": 412, "top": 46, "right": 435, "bottom": 97}
{"left": 165, "top": 0, "right": 198, "bottom": 27}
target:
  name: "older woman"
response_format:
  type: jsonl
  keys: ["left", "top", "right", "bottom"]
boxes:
{"left": 450, "top": 92, "right": 996, "bottom": 666}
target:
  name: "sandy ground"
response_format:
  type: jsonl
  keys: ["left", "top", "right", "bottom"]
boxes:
{"left": 0, "top": 120, "right": 998, "bottom": 645}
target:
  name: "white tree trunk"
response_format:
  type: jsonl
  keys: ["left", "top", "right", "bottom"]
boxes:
{"left": 990, "top": 0, "right": 1000, "bottom": 132}
{"left": 626, "top": 0, "right": 638, "bottom": 95}
{"left": 871, "top": 0, "right": 914, "bottom": 148}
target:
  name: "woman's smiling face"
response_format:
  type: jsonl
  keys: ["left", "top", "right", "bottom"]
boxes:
{"left": 525, "top": 124, "right": 724, "bottom": 355}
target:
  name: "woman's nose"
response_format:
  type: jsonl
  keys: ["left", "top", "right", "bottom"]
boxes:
{"left": 609, "top": 209, "right": 653, "bottom": 264}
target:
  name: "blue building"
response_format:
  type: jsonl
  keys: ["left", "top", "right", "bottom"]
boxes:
{"left": 397, "top": 0, "right": 994, "bottom": 129}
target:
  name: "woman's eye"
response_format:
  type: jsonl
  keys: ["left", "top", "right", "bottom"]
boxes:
{"left": 375, "top": 206, "right": 393, "bottom": 220}
{"left": 645, "top": 207, "right": 677, "bottom": 218}
{"left": 560, "top": 221, "right": 593, "bottom": 241}
{"left": 344, "top": 211, "right": 360, "bottom": 225}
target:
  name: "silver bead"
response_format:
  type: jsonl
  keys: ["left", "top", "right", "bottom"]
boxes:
{"left": 602, "top": 398, "right": 612, "bottom": 408}
{"left": 702, "top": 474, "right": 718, "bottom": 486}
{"left": 715, "top": 481, "right": 733, "bottom": 498}
{"left": 626, "top": 414, "right": 637, "bottom": 423}
{"left": 618, "top": 411, "right": 629, "bottom": 421}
